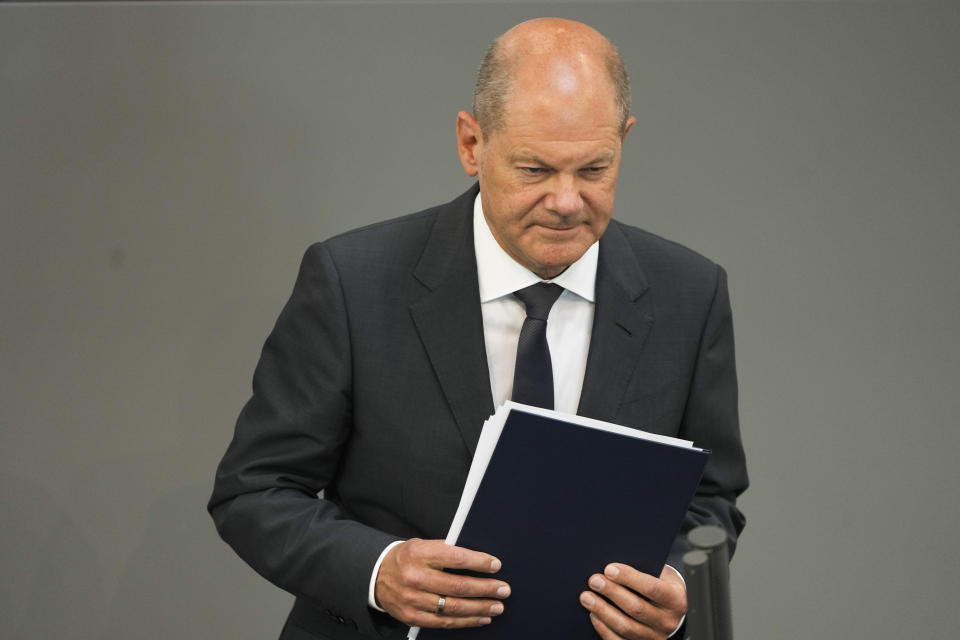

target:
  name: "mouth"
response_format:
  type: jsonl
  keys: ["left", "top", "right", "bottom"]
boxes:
{"left": 532, "top": 217, "right": 580, "bottom": 229}
{"left": 537, "top": 223, "right": 579, "bottom": 234}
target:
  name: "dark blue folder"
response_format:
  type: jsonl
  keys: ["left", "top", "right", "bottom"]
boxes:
{"left": 417, "top": 408, "right": 708, "bottom": 639}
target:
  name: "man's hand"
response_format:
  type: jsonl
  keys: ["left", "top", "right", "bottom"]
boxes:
{"left": 579, "top": 564, "right": 687, "bottom": 640}
{"left": 374, "top": 538, "right": 511, "bottom": 629}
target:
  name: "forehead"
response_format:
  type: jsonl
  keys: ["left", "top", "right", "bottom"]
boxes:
{"left": 494, "top": 88, "right": 622, "bottom": 164}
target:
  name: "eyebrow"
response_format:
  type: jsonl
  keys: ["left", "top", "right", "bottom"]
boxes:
{"left": 510, "top": 152, "right": 548, "bottom": 165}
{"left": 510, "top": 151, "right": 615, "bottom": 166}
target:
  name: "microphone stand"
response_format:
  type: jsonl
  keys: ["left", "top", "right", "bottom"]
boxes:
{"left": 682, "top": 525, "right": 734, "bottom": 640}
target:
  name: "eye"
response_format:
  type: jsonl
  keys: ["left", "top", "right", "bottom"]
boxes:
{"left": 520, "top": 166, "right": 548, "bottom": 176}
{"left": 580, "top": 166, "right": 607, "bottom": 177}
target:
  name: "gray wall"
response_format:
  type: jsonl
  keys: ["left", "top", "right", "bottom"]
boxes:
{"left": 2, "top": 2, "right": 958, "bottom": 638}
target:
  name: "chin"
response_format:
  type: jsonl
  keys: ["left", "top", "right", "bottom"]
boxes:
{"left": 529, "top": 248, "right": 587, "bottom": 277}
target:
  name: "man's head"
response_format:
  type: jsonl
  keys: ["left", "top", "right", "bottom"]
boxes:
{"left": 456, "top": 18, "right": 635, "bottom": 279}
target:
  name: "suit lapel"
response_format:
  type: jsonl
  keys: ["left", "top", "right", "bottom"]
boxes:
{"left": 578, "top": 222, "right": 653, "bottom": 422}
{"left": 409, "top": 185, "right": 494, "bottom": 456}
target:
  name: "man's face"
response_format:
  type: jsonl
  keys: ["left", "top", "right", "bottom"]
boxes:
{"left": 458, "top": 67, "right": 633, "bottom": 279}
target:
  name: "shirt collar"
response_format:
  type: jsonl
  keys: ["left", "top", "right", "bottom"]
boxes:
{"left": 473, "top": 193, "right": 598, "bottom": 303}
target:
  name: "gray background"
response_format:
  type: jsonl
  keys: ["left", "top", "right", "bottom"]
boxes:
{"left": 2, "top": 1, "right": 958, "bottom": 638}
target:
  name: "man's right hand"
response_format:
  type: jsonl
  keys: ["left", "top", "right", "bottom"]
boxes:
{"left": 374, "top": 538, "right": 511, "bottom": 629}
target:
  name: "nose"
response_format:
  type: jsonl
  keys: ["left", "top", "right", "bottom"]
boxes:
{"left": 544, "top": 175, "right": 583, "bottom": 216}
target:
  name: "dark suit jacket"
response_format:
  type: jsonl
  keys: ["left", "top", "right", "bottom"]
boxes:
{"left": 209, "top": 184, "right": 748, "bottom": 640}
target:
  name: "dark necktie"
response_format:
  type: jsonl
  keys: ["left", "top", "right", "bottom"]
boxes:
{"left": 511, "top": 282, "right": 564, "bottom": 409}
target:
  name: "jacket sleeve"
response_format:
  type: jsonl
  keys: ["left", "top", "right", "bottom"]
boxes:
{"left": 207, "top": 242, "right": 401, "bottom": 637}
{"left": 667, "top": 264, "right": 749, "bottom": 572}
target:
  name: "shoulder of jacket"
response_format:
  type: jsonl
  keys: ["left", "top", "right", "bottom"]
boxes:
{"left": 609, "top": 219, "right": 720, "bottom": 272}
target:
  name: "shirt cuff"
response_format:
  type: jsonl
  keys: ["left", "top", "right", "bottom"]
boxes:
{"left": 664, "top": 564, "right": 686, "bottom": 638}
{"left": 368, "top": 540, "right": 404, "bottom": 612}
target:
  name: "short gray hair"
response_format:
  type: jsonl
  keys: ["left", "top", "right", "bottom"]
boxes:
{"left": 472, "top": 37, "right": 632, "bottom": 136}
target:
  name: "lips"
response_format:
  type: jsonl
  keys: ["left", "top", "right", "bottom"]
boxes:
{"left": 531, "top": 219, "right": 580, "bottom": 229}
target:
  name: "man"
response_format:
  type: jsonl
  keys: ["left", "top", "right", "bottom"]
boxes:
{"left": 210, "top": 18, "right": 747, "bottom": 640}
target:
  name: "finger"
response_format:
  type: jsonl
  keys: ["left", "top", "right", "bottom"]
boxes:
{"left": 430, "top": 572, "right": 511, "bottom": 600}
{"left": 587, "top": 574, "right": 675, "bottom": 636}
{"left": 605, "top": 564, "right": 686, "bottom": 612}
{"left": 384, "top": 565, "right": 507, "bottom": 607}
{"left": 589, "top": 612, "right": 621, "bottom": 640}
{"left": 417, "top": 540, "right": 503, "bottom": 573}
{"left": 378, "top": 583, "right": 501, "bottom": 629}
{"left": 411, "top": 592, "right": 505, "bottom": 619}
{"left": 580, "top": 589, "right": 653, "bottom": 640}
{"left": 390, "top": 558, "right": 509, "bottom": 600}
{"left": 405, "top": 609, "right": 494, "bottom": 631}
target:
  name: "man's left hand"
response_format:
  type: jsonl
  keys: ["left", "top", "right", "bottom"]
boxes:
{"left": 579, "top": 564, "right": 686, "bottom": 640}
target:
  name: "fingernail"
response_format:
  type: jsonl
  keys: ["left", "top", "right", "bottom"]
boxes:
{"left": 605, "top": 564, "right": 620, "bottom": 578}
{"left": 479, "top": 617, "right": 492, "bottom": 625}
{"left": 581, "top": 592, "right": 596, "bottom": 607}
{"left": 496, "top": 585, "right": 511, "bottom": 598}
{"left": 589, "top": 575, "right": 605, "bottom": 590}
{"left": 489, "top": 603, "right": 504, "bottom": 615}
{"left": 490, "top": 558, "right": 502, "bottom": 572}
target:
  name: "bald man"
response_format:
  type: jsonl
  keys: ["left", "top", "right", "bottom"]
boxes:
{"left": 210, "top": 18, "right": 747, "bottom": 640}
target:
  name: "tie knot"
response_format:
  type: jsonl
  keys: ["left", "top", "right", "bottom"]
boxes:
{"left": 514, "top": 282, "right": 564, "bottom": 320}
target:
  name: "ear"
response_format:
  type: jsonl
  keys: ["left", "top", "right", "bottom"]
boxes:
{"left": 456, "top": 111, "right": 483, "bottom": 177}
{"left": 621, "top": 115, "right": 636, "bottom": 141}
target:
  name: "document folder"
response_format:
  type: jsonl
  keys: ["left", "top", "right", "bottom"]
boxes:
{"left": 412, "top": 403, "right": 709, "bottom": 639}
